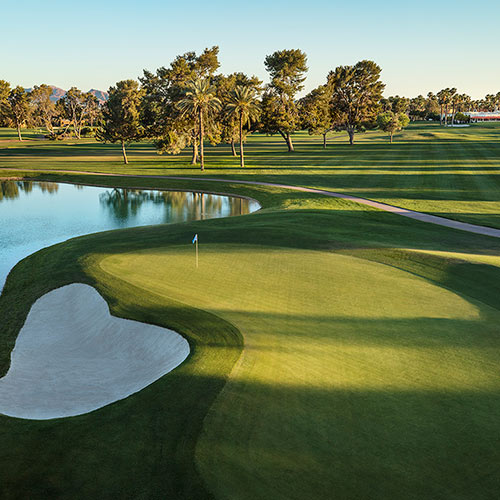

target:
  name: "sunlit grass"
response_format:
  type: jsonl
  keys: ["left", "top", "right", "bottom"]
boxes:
{"left": 2, "top": 122, "right": 500, "bottom": 498}
{"left": 101, "top": 243, "right": 500, "bottom": 500}
{"left": 2, "top": 122, "right": 500, "bottom": 227}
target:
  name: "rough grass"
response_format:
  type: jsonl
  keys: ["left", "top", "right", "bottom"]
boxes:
{"left": 1, "top": 123, "right": 500, "bottom": 499}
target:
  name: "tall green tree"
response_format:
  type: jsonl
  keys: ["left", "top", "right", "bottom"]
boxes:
{"left": 0, "top": 80, "right": 10, "bottom": 126}
{"left": 59, "top": 87, "right": 87, "bottom": 138}
{"left": 85, "top": 93, "right": 101, "bottom": 128}
{"left": 177, "top": 79, "right": 221, "bottom": 171}
{"left": 7, "top": 86, "right": 30, "bottom": 141}
{"left": 29, "top": 84, "right": 57, "bottom": 136}
{"left": 377, "top": 111, "right": 410, "bottom": 143}
{"left": 214, "top": 73, "right": 262, "bottom": 156}
{"left": 97, "top": 80, "right": 144, "bottom": 164}
{"left": 140, "top": 46, "right": 220, "bottom": 165}
{"left": 408, "top": 95, "right": 426, "bottom": 121}
{"left": 328, "top": 60, "right": 385, "bottom": 145}
{"left": 381, "top": 96, "right": 409, "bottom": 114}
{"left": 0, "top": 80, "right": 9, "bottom": 102}
{"left": 260, "top": 49, "right": 308, "bottom": 152}
{"left": 436, "top": 89, "right": 447, "bottom": 125}
{"left": 225, "top": 85, "right": 260, "bottom": 167}
{"left": 437, "top": 88, "right": 456, "bottom": 126}
{"left": 425, "top": 92, "right": 440, "bottom": 118}
{"left": 298, "top": 85, "right": 333, "bottom": 148}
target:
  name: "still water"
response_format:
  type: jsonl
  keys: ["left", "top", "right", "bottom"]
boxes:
{"left": 0, "top": 180, "right": 259, "bottom": 290}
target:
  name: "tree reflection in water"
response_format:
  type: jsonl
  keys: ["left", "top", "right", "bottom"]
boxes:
{"left": 0, "top": 181, "right": 59, "bottom": 202}
{"left": 99, "top": 188, "right": 254, "bottom": 223}
{"left": 0, "top": 181, "right": 257, "bottom": 222}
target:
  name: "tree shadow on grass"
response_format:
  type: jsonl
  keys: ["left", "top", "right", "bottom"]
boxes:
{"left": 1, "top": 207, "right": 500, "bottom": 499}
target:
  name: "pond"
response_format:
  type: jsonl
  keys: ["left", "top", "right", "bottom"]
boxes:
{"left": 0, "top": 180, "right": 259, "bottom": 290}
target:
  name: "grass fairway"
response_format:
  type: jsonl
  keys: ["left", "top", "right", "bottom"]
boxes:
{"left": 3, "top": 122, "right": 500, "bottom": 228}
{"left": 2, "top": 123, "right": 500, "bottom": 498}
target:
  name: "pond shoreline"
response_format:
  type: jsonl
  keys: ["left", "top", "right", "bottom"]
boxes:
{"left": 0, "top": 175, "right": 263, "bottom": 209}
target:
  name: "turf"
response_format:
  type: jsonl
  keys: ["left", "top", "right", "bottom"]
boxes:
{"left": 101, "top": 244, "right": 500, "bottom": 500}
{"left": 3, "top": 122, "right": 500, "bottom": 228}
{"left": 1, "top": 124, "right": 500, "bottom": 499}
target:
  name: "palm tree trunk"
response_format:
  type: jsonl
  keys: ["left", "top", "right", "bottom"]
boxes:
{"left": 322, "top": 133, "right": 327, "bottom": 149}
{"left": 199, "top": 109, "right": 204, "bottom": 171}
{"left": 121, "top": 139, "right": 128, "bottom": 164}
{"left": 239, "top": 113, "right": 244, "bottom": 168}
{"left": 191, "top": 140, "right": 198, "bottom": 165}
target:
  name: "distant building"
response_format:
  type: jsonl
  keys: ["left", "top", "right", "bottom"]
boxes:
{"left": 465, "top": 112, "right": 500, "bottom": 121}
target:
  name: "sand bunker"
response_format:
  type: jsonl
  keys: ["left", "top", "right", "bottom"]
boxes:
{"left": 0, "top": 283, "right": 189, "bottom": 420}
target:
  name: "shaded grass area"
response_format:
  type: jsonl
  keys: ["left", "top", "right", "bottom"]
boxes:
{"left": 2, "top": 122, "right": 500, "bottom": 227}
{"left": 102, "top": 243, "right": 500, "bottom": 500}
{"left": 0, "top": 226, "right": 243, "bottom": 500}
{"left": 2, "top": 122, "right": 500, "bottom": 498}
{"left": 1, "top": 175, "right": 500, "bottom": 498}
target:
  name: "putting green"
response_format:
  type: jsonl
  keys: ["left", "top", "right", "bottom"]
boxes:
{"left": 101, "top": 244, "right": 500, "bottom": 499}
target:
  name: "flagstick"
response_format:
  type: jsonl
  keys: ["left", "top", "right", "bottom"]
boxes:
{"left": 195, "top": 238, "right": 199, "bottom": 268}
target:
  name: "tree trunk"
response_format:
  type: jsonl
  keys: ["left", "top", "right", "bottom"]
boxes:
{"left": 322, "top": 133, "right": 327, "bottom": 149}
{"left": 239, "top": 113, "right": 244, "bottom": 168}
{"left": 278, "top": 130, "right": 294, "bottom": 152}
{"left": 191, "top": 141, "right": 198, "bottom": 165}
{"left": 121, "top": 139, "right": 128, "bottom": 164}
{"left": 231, "top": 138, "right": 237, "bottom": 156}
{"left": 17, "top": 122, "right": 22, "bottom": 141}
{"left": 347, "top": 128, "right": 355, "bottom": 145}
{"left": 390, "top": 132, "right": 393, "bottom": 143}
{"left": 44, "top": 117, "right": 54, "bottom": 136}
{"left": 440, "top": 105, "right": 443, "bottom": 125}
{"left": 199, "top": 109, "right": 205, "bottom": 171}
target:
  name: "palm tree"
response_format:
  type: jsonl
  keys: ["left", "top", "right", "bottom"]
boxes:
{"left": 225, "top": 86, "right": 260, "bottom": 168}
{"left": 177, "top": 79, "right": 221, "bottom": 171}
{"left": 436, "top": 89, "right": 447, "bottom": 126}
{"left": 437, "top": 88, "right": 456, "bottom": 126}
{"left": 451, "top": 93, "right": 459, "bottom": 126}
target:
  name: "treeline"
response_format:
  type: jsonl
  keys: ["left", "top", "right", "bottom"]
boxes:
{"left": 382, "top": 90, "right": 500, "bottom": 126}
{"left": 0, "top": 83, "right": 100, "bottom": 141}
{"left": 1, "top": 47, "right": 499, "bottom": 168}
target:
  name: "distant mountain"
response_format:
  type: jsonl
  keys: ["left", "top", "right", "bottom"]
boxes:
{"left": 24, "top": 85, "right": 108, "bottom": 103}
{"left": 49, "top": 86, "right": 66, "bottom": 102}
{"left": 88, "top": 89, "right": 108, "bottom": 103}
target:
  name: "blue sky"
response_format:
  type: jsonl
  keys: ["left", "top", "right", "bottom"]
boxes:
{"left": 3, "top": 0, "right": 499, "bottom": 98}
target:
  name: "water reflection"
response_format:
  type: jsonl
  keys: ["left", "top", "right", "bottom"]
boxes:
{"left": 99, "top": 188, "right": 254, "bottom": 223}
{"left": 0, "top": 180, "right": 59, "bottom": 201}
{"left": 0, "top": 180, "right": 259, "bottom": 290}
{"left": 1, "top": 181, "right": 256, "bottom": 221}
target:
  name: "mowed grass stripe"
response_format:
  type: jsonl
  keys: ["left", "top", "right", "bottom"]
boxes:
{"left": 101, "top": 244, "right": 500, "bottom": 500}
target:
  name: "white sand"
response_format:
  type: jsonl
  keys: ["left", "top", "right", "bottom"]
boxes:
{"left": 0, "top": 283, "right": 190, "bottom": 420}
